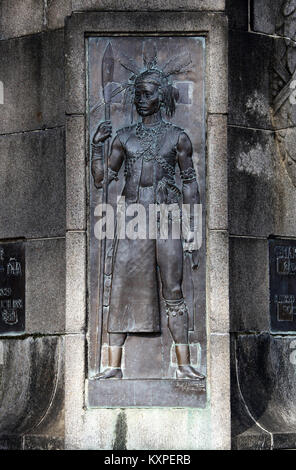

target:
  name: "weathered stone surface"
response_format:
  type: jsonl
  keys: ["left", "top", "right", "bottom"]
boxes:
{"left": 0, "top": 336, "right": 64, "bottom": 438}
{"left": 26, "top": 238, "right": 66, "bottom": 334}
{"left": 207, "top": 115, "right": 228, "bottom": 230}
{"left": 233, "top": 428, "right": 272, "bottom": 450}
{"left": 209, "top": 333, "right": 231, "bottom": 450}
{"left": 65, "top": 334, "right": 85, "bottom": 450}
{"left": 0, "top": 31, "right": 65, "bottom": 134}
{"left": 232, "top": 333, "right": 296, "bottom": 449}
{"left": 0, "top": 128, "right": 65, "bottom": 239}
{"left": 24, "top": 435, "right": 64, "bottom": 450}
{"left": 229, "top": 31, "right": 275, "bottom": 130}
{"left": 72, "top": 0, "right": 226, "bottom": 11}
{"left": 66, "top": 116, "right": 86, "bottom": 230}
{"left": 66, "top": 232, "right": 86, "bottom": 333}
{"left": 208, "top": 231, "right": 229, "bottom": 333}
{"left": 229, "top": 237, "right": 269, "bottom": 333}
{"left": 251, "top": 0, "right": 283, "bottom": 35}
{"left": 0, "top": 435, "right": 23, "bottom": 450}
{"left": 0, "top": 0, "right": 44, "bottom": 40}
{"left": 78, "top": 407, "right": 212, "bottom": 450}
{"left": 226, "top": 0, "right": 249, "bottom": 31}
{"left": 228, "top": 126, "right": 296, "bottom": 237}
{"left": 46, "top": 0, "right": 72, "bottom": 30}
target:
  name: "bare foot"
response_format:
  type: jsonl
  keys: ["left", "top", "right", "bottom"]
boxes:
{"left": 90, "top": 368, "right": 123, "bottom": 380}
{"left": 176, "top": 365, "right": 205, "bottom": 381}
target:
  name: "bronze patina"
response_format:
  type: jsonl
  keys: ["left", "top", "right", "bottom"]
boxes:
{"left": 88, "top": 37, "right": 206, "bottom": 394}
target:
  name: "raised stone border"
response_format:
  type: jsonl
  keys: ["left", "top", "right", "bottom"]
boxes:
{"left": 65, "top": 8, "right": 229, "bottom": 450}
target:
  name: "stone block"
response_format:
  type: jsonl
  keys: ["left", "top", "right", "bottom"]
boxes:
{"left": 24, "top": 435, "right": 64, "bottom": 450}
{"left": 209, "top": 333, "right": 231, "bottom": 450}
{"left": 0, "top": 336, "right": 64, "bottom": 437}
{"left": 232, "top": 333, "right": 296, "bottom": 441}
{"left": 0, "top": 435, "right": 23, "bottom": 450}
{"left": 228, "top": 126, "right": 296, "bottom": 237}
{"left": 0, "top": 0, "right": 44, "bottom": 40}
{"left": 0, "top": 30, "right": 65, "bottom": 134}
{"left": 226, "top": 0, "right": 249, "bottom": 31}
{"left": 207, "top": 114, "right": 228, "bottom": 230}
{"left": 66, "top": 116, "right": 86, "bottom": 230}
{"left": 66, "top": 232, "right": 86, "bottom": 333}
{"left": 79, "top": 407, "right": 212, "bottom": 450}
{"left": 26, "top": 238, "right": 66, "bottom": 334}
{"left": 46, "top": 0, "right": 72, "bottom": 30}
{"left": 251, "top": 0, "right": 283, "bottom": 35}
{"left": 229, "top": 237, "right": 270, "bottom": 333}
{"left": 72, "top": 0, "right": 225, "bottom": 11}
{"left": 0, "top": 128, "right": 65, "bottom": 239}
{"left": 64, "top": 334, "right": 85, "bottom": 450}
{"left": 208, "top": 231, "right": 229, "bottom": 334}
{"left": 229, "top": 31, "right": 275, "bottom": 130}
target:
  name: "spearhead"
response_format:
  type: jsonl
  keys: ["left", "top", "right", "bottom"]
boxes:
{"left": 102, "top": 42, "right": 114, "bottom": 105}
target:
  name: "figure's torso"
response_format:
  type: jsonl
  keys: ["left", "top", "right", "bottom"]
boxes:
{"left": 117, "top": 120, "right": 183, "bottom": 203}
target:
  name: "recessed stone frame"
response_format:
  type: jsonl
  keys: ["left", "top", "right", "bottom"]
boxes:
{"left": 65, "top": 10, "right": 230, "bottom": 449}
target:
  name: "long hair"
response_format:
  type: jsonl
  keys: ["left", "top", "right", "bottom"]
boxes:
{"left": 135, "top": 70, "right": 179, "bottom": 118}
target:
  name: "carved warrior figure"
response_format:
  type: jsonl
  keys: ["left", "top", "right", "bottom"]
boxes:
{"left": 91, "top": 42, "right": 205, "bottom": 381}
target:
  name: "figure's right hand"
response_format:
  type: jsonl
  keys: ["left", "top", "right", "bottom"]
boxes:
{"left": 93, "top": 121, "right": 112, "bottom": 144}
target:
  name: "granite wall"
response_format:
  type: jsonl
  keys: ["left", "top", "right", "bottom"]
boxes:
{"left": 1, "top": 0, "right": 295, "bottom": 451}
{"left": 0, "top": 0, "right": 67, "bottom": 450}
{"left": 227, "top": 0, "right": 296, "bottom": 450}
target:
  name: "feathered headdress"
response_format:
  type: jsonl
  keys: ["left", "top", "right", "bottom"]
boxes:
{"left": 91, "top": 39, "right": 192, "bottom": 118}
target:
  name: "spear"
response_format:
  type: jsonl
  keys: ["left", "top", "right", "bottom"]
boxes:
{"left": 96, "top": 42, "right": 114, "bottom": 373}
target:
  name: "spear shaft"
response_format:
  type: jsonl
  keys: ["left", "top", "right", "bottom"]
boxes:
{"left": 96, "top": 43, "right": 114, "bottom": 374}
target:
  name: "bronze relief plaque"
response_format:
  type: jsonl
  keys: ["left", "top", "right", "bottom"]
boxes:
{"left": 87, "top": 36, "right": 206, "bottom": 407}
{"left": 269, "top": 239, "right": 296, "bottom": 332}
{"left": 0, "top": 242, "right": 25, "bottom": 335}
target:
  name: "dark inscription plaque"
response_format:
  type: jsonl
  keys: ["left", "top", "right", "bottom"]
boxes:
{"left": 0, "top": 242, "right": 25, "bottom": 334}
{"left": 88, "top": 36, "right": 206, "bottom": 407}
{"left": 269, "top": 239, "right": 296, "bottom": 332}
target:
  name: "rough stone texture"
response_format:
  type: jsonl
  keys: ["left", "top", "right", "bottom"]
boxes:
{"left": 228, "top": 126, "right": 296, "bottom": 238}
{"left": 46, "top": 0, "right": 72, "bottom": 29}
{"left": 226, "top": 0, "right": 249, "bottom": 31}
{"left": 24, "top": 435, "right": 64, "bottom": 450}
{"left": 251, "top": 0, "right": 283, "bottom": 35}
{"left": 229, "top": 30, "right": 277, "bottom": 130}
{"left": 209, "top": 334, "right": 231, "bottom": 450}
{"left": 65, "top": 334, "right": 85, "bottom": 450}
{"left": 0, "top": 435, "right": 23, "bottom": 450}
{"left": 72, "top": 0, "right": 226, "bottom": 11}
{"left": 207, "top": 114, "right": 228, "bottom": 230}
{"left": 229, "top": 237, "right": 269, "bottom": 333}
{"left": 0, "top": 128, "right": 65, "bottom": 239}
{"left": 66, "top": 232, "right": 86, "bottom": 333}
{"left": 26, "top": 238, "right": 66, "bottom": 334}
{"left": 231, "top": 333, "right": 296, "bottom": 449}
{"left": 0, "top": 336, "right": 64, "bottom": 448}
{"left": 65, "top": 11, "right": 227, "bottom": 116}
{"left": 81, "top": 408, "right": 212, "bottom": 450}
{"left": 0, "top": 0, "right": 44, "bottom": 40}
{"left": 0, "top": 31, "right": 65, "bottom": 134}
{"left": 232, "top": 427, "right": 272, "bottom": 450}
{"left": 66, "top": 116, "right": 86, "bottom": 230}
{"left": 208, "top": 231, "right": 229, "bottom": 334}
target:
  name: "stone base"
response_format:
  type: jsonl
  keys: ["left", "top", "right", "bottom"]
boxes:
{"left": 88, "top": 379, "right": 206, "bottom": 408}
